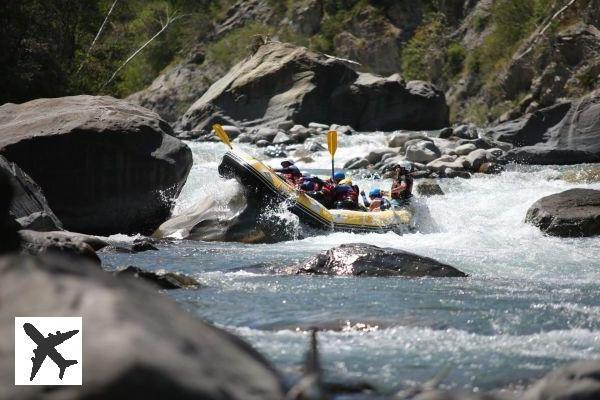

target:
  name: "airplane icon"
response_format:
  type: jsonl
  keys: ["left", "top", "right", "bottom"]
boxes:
{"left": 23, "top": 322, "right": 79, "bottom": 381}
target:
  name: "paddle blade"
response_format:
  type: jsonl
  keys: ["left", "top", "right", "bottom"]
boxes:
{"left": 327, "top": 130, "right": 337, "bottom": 156}
{"left": 213, "top": 124, "right": 232, "bottom": 149}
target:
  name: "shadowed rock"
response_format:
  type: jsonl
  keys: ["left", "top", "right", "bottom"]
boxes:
{"left": 282, "top": 243, "right": 467, "bottom": 277}
{"left": 522, "top": 360, "right": 600, "bottom": 400}
{"left": 0, "top": 254, "right": 284, "bottom": 400}
{"left": 0, "top": 95, "right": 193, "bottom": 235}
{"left": 526, "top": 189, "right": 600, "bottom": 237}
{"left": 0, "top": 155, "right": 62, "bottom": 231}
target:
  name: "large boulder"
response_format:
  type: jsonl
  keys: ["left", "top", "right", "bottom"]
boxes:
{"left": 0, "top": 254, "right": 284, "bottom": 399}
{"left": 525, "top": 189, "right": 600, "bottom": 237}
{"left": 281, "top": 243, "right": 467, "bottom": 277}
{"left": 497, "top": 92, "right": 600, "bottom": 164}
{"left": 0, "top": 96, "right": 193, "bottom": 235}
{"left": 0, "top": 155, "right": 62, "bottom": 231}
{"left": 522, "top": 360, "right": 600, "bottom": 400}
{"left": 180, "top": 42, "right": 448, "bottom": 132}
{"left": 0, "top": 168, "right": 20, "bottom": 254}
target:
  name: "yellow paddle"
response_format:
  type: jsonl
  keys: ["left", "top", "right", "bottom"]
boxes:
{"left": 213, "top": 124, "right": 232, "bottom": 149}
{"left": 327, "top": 130, "right": 337, "bottom": 180}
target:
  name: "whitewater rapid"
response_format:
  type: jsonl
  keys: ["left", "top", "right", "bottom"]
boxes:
{"left": 101, "top": 133, "right": 600, "bottom": 393}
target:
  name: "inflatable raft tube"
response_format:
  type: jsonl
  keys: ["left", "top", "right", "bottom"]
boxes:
{"left": 218, "top": 149, "right": 414, "bottom": 233}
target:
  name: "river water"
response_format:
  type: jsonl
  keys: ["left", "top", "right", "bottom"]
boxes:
{"left": 100, "top": 133, "right": 600, "bottom": 393}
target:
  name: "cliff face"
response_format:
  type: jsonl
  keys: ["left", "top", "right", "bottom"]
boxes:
{"left": 128, "top": 0, "right": 600, "bottom": 128}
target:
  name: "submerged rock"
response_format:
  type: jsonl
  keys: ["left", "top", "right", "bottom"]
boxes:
{"left": 416, "top": 180, "right": 444, "bottom": 196}
{"left": 115, "top": 265, "right": 201, "bottom": 289}
{"left": 522, "top": 360, "right": 600, "bottom": 400}
{"left": 180, "top": 42, "right": 448, "bottom": 132}
{"left": 0, "top": 155, "right": 62, "bottom": 232}
{"left": 526, "top": 189, "right": 600, "bottom": 237}
{"left": 0, "top": 254, "right": 284, "bottom": 400}
{"left": 283, "top": 243, "right": 467, "bottom": 277}
{"left": 0, "top": 95, "right": 193, "bottom": 235}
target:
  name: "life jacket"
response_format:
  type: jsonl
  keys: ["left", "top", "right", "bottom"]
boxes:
{"left": 391, "top": 175, "right": 414, "bottom": 200}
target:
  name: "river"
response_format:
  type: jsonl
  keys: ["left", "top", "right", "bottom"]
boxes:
{"left": 100, "top": 132, "right": 600, "bottom": 393}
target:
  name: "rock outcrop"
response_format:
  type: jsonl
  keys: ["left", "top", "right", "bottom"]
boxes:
{"left": 180, "top": 42, "right": 448, "bottom": 132}
{"left": 0, "top": 96, "right": 193, "bottom": 235}
{"left": 493, "top": 92, "right": 600, "bottom": 164}
{"left": 115, "top": 265, "right": 202, "bottom": 290}
{"left": 0, "top": 253, "right": 285, "bottom": 400}
{"left": 281, "top": 243, "right": 467, "bottom": 277}
{"left": 526, "top": 189, "right": 600, "bottom": 237}
{"left": 0, "top": 155, "right": 62, "bottom": 231}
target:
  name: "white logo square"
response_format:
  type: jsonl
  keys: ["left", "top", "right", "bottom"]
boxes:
{"left": 14, "top": 317, "right": 82, "bottom": 385}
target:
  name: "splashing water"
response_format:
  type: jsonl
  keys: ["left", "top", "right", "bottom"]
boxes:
{"left": 100, "top": 133, "right": 600, "bottom": 393}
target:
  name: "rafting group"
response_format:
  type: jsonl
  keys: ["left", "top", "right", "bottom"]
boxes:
{"left": 271, "top": 159, "right": 414, "bottom": 212}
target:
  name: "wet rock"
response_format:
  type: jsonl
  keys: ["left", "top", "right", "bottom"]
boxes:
{"left": 452, "top": 123, "right": 479, "bottom": 139}
{"left": 282, "top": 243, "right": 467, "bottom": 277}
{"left": 0, "top": 253, "right": 285, "bottom": 400}
{"left": 443, "top": 169, "right": 471, "bottom": 179}
{"left": 416, "top": 180, "right": 444, "bottom": 196}
{"left": 330, "top": 124, "right": 355, "bottom": 135}
{"left": 0, "top": 96, "right": 193, "bottom": 235}
{"left": 525, "top": 189, "right": 600, "bottom": 237}
{"left": 0, "top": 155, "right": 62, "bottom": 232}
{"left": 252, "top": 127, "right": 279, "bottom": 143}
{"left": 131, "top": 239, "right": 159, "bottom": 253}
{"left": 413, "top": 391, "right": 501, "bottom": 400}
{"left": 522, "top": 360, "right": 600, "bottom": 400}
{"left": 486, "top": 148, "right": 505, "bottom": 160}
{"left": 115, "top": 265, "right": 201, "bottom": 290}
{"left": 277, "top": 120, "right": 295, "bottom": 130}
{"left": 308, "top": 122, "right": 329, "bottom": 130}
{"left": 427, "top": 155, "right": 469, "bottom": 173}
{"left": 19, "top": 229, "right": 104, "bottom": 265}
{"left": 438, "top": 127, "right": 454, "bottom": 139}
{"left": 477, "top": 162, "right": 504, "bottom": 175}
{"left": 180, "top": 42, "right": 448, "bottom": 132}
{"left": 272, "top": 131, "right": 294, "bottom": 145}
{"left": 406, "top": 141, "right": 442, "bottom": 163}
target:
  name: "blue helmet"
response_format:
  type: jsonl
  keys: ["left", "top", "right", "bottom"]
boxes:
{"left": 333, "top": 171, "right": 346, "bottom": 182}
{"left": 369, "top": 188, "right": 382, "bottom": 198}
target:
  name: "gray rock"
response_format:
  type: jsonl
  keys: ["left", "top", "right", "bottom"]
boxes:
{"left": 19, "top": 229, "right": 104, "bottom": 264}
{"left": 522, "top": 360, "right": 600, "bottom": 400}
{"left": 454, "top": 143, "right": 477, "bottom": 155}
{"left": 465, "top": 149, "right": 489, "bottom": 171}
{"left": 438, "top": 127, "right": 454, "bottom": 139}
{"left": 289, "top": 0, "right": 322, "bottom": 35}
{"left": 0, "top": 156, "right": 62, "bottom": 232}
{"left": 277, "top": 120, "right": 295, "bottom": 130}
{"left": 366, "top": 149, "right": 397, "bottom": 164}
{"left": 499, "top": 93, "right": 600, "bottom": 164}
{"left": 255, "top": 139, "right": 271, "bottom": 148}
{"left": 272, "top": 131, "right": 294, "bottom": 145}
{"left": 416, "top": 180, "right": 444, "bottom": 196}
{"left": 406, "top": 141, "right": 442, "bottom": 163}
{"left": 304, "top": 139, "right": 326, "bottom": 152}
{"left": 345, "top": 158, "right": 370, "bottom": 170}
{"left": 330, "top": 124, "right": 355, "bottom": 135}
{"left": 487, "top": 148, "right": 505, "bottom": 160}
{"left": 252, "top": 127, "right": 279, "bottom": 143}
{"left": 453, "top": 124, "right": 479, "bottom": 139}
{"left": 525, "top": 189, "right": 600, "bottom": 237}
{"left": 414, "top": 390, "right": 500, "bottom": 400}
{"left": 180, "top": 42, "right": 448, "bottom": 132}
{"left": 0, "top": 168, "right": 21, "bottom": 254}
{"left": 281, "top": 243, "right": 467, "bottom": 277}
{"left": 427, "top": 155, "right": 469, "bottom": 173}
{"left": 308, "top": 122, "right": 329, "bottom": 130}
{"left": 236, "top": 133, "right": 254, "bottom": 143}
{"left": 388, "top": 132, "right": 430, "bottom": 148}
{"left": 115, "top": 265, "right": 201, "bottom": 290}
{"left": 0, "top": 96, "right": 192, "bottom": 235}
{"left": 0, "top": 254, "right": 284, "bottom": 400}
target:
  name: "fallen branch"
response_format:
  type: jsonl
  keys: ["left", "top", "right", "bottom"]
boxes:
{"left": 76, "top": 0, "right": 119, "bottom": 75}
{"left": 101, "top": 7, "right": 184, "bottom": 90}
{"left": 516, "top": 0, "right": 579, "bottom": 59}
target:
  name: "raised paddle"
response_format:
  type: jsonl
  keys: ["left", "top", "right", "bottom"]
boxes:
{"left": 327, "top": 130, "right": 337, "bottom": 180}
{"left": 213, "top": 124, "right": 232, "bottom": 149}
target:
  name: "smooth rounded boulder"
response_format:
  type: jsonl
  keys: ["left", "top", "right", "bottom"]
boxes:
{"left": 0, "top": 254, "right": 284, "bottom": 400}
{"left": 281, "top": 243, "right": 467, "bottom": 277}
{"left": 0, "top": 96, "right": 193, "bottom": 235}
{"left": 526, "top": 189, "right": 600, "bottom": 237}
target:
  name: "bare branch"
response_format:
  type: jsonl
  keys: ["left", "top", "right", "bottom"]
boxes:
{"left": 76, "top": 0, "right": 119, "bottom": 75}
{"left": 101, "top": 8, "right": 184, "bottom": 90}
{"left": 516, "top": 0, "right": 579, "bottom": 59}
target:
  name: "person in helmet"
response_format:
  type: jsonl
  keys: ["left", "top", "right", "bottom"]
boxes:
{"left": 360, "top": 187, "right": 391, "bottom": 211}
{"left": 274, "top": 159, "right": 303, "bottom": 185}
{"left": 332, "top": 171, "right": 346, "bottom": 184}
{"left": 390, "top": 163, "right": 413, "bottom": 207}
{"left": 333, "top": 177, "right": 360, "bottom": 210}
